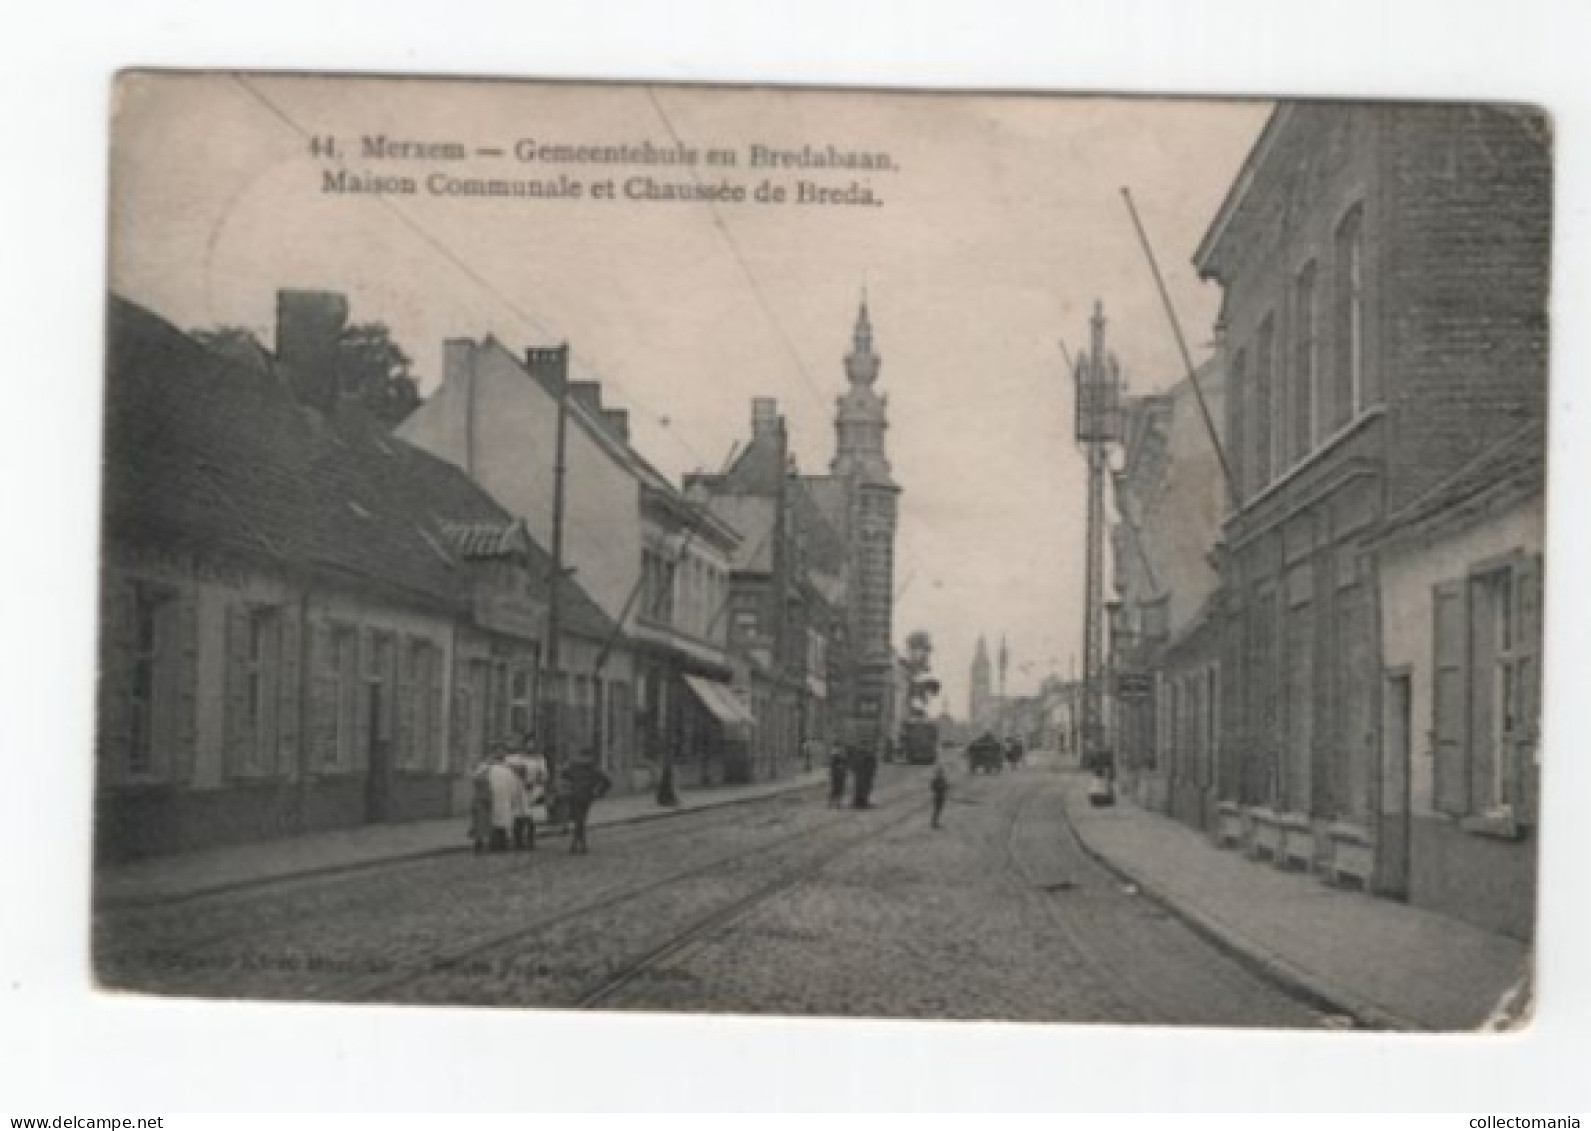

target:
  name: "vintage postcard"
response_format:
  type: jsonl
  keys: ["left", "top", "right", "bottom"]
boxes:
{"left": 95, "top": 72, "right": 1549, "bottom": 1030}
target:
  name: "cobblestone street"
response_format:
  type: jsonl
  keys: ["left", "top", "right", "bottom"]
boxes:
{"left": 96, "top": 759, "right": 1326, "bottom": 1027}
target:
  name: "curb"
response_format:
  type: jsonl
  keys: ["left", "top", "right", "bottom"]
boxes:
{"left": 1059, "top": 791, "right": 1424, "bottom": 1033}
{"left": 99, "top": 775, "right": 830, "bottom": 910}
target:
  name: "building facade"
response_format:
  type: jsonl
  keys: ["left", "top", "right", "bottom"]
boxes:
{"left": 399, "top": 334, "right": 745, "bottom": 790}
{"left": 1373, "top": 432, "right": 1544, "bottom": 939}
{"left": 685, "top": 397, "right": 849, "bottom": 780}
{"left": 1109, "top": 360, "right": 1227, "bottom": 822}
{"left": 1192, "top": 103, "right": 1550, "bottom": 886}
{"left": 97, "top": 294, "right": 620, "bottom": 860}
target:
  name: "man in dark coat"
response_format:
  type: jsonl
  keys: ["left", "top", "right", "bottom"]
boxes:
{"left": 828, "top": 746, "right": 850, "bottom": 809}
{"left": 930, "top": 765, "right": 949, "bottom": 829}
{"left": 852, "top": 744, "right": 879, "bottom": 809}
{"left": 561, "top": 750, "right": 613, "bottom": 855}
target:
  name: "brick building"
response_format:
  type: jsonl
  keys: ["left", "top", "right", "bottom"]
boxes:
{"left": 1191, "top": 103, "right": 1550, "bottom": 884}
{"left": 685, "top": 398, "right": 849, "bottom": 780}
{"left": 1108, "top": 360, "right": 1227, "bottom": 822}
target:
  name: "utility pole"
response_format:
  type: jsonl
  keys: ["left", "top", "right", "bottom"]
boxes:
{"left": 534, "top": 344, "right": 571, "bottom": 780}
{"left": 771, "top": 416, "right": 791, "bottom": 781}
{"left": 1074, "top": 301, "right": 1121, "bottom": 780}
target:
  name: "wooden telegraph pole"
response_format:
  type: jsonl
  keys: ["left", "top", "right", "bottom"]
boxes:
{"left": 534, "top": 344, "right": 572, "bottom": 783}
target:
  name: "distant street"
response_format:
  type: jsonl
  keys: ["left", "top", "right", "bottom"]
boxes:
{"left": 97, "top": 756, "right": 1326, "bottom": 1026}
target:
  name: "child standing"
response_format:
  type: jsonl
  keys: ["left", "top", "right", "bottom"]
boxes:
{"left": 930, "top": 765, "right": 949, "bottom": 829}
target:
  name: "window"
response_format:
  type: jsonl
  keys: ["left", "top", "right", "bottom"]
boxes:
{"left": 1205, "top": 664, "right": 1221, "bottom": 789}
{"left": 229, "top": 605, "right": 281, "bottom": 776}
{"left": 313, "top": 623, "right": 359, "bottom": 770}
{"left": 1474, "top": 570, "right": 1520, "bottom": 810}
{"left": 509, "top": 664, "right": 534, "bottom": 739}
{"left": 1432, "top": 556, "right": 1543, "bottom": 822}
{"left": 489, "top": 661, "right": 510, "bottom": 738}
{"left": 641, "top": 547, "right": 678, "bottom": 625}
{"left": 1252, "top": 320, "right": 1274, "bottom": 492}
{"left": 1293, "top": 262, "right": 1318, "bottom": 456}
{"left": 127, "top": 584, "right": 176, "bottom": 776}
{"left": 1229, "top": 348, "right": 1248, "bottom": 502}
{"left": 400, "top": 638, "right": 443, "bottom": 771}
{"left": 1332, "top": 205, "right": 1365, "bottom": 428}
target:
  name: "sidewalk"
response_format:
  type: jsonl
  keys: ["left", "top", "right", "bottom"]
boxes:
{"left": 96, "top": 768, "right": 829, "bottom": 909}
{"left": 1061, "top": 776, "right": 1532, "bottom": 1031}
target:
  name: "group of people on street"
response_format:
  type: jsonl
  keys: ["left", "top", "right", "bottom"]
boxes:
{"left": 470, "top": 739, "right": 612, "bottom": 856}
{"left": 826, "top": 740, "right": 953, "bottom": 828}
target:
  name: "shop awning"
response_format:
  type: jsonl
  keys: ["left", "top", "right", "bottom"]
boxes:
{"left": 683, "top": 674, "right": 756, "bottom": 728}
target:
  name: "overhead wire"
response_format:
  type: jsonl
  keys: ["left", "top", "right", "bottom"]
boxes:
{"left": 230, "top": 74, "right": 719, "bottom": 477}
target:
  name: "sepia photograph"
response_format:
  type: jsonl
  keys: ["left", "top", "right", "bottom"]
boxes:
{"left": 90, "top": 71, "right": 1550, "bottom": 1034}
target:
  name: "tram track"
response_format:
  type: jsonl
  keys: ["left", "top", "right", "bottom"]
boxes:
{"left": 572, "top": 795, "right": 927, "bottom": 1010}
{"left": 95, "top": 783, "right": 834, "bottom": 969}
{"left": 324, "top": 782, "right": 926, "bottom": 1004}
{"left": 987, "top": 772, "right": 1158, "bottom": 1024}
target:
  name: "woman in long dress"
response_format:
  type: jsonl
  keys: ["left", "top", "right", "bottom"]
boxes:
{"left": 484, "top": 747, "right": 526, "bottom": 852}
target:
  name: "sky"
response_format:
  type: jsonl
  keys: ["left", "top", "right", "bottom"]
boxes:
{"left": 109, "top": 73, "right": 1270, "bottom": 716}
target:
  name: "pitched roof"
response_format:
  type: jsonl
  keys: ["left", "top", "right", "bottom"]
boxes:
{"left": 1377, "top": 424, "right": 1546, "bottom": 547}
{"left": 701, "top": 495, "right": 776, "bottom": 572}
{"left": 502, "top": 337, "right": 740, "bottom": 550}
{"left": 103, "top": 296, "right": 617, "bottom": 641}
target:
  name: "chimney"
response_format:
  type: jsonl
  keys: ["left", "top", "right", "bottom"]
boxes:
{"left": 444, "top": 339, "right": 479, "bottom": 474}
{"left": 569, "top": 380, "right": 604, "bottom": 417}
{"left": 275, "top": 289, "right": 349, "bottom": 414}
{"left": 443, "top": 338, "right": 476, "bottom": 388}
{"left": 601, "top": 408, "right": 631, "bottom": 442}
{"left": 525, "top": 345, "right": 568, "bottom": 394}
{"left": 752, "top": 397, "right": 782, "bottom": 440}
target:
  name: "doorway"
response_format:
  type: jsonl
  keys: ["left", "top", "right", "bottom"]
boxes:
{"left": 364, "top": 632, "right": 395, "bottom": 823}
{"left": 1378, "top": 670, "right": 1413, "bottom": 898}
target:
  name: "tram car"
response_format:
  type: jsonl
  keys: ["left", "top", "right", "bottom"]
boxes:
{"left": 899, "top": 719, "right": 941, "bottom": 765}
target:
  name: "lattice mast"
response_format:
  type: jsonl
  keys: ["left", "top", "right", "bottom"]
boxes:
{"left": 1074, "top": 301, "right": 1121, "bottom": 773}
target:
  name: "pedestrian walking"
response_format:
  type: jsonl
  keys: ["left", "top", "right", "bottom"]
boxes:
{"left": 827, "top": 745, "right": 850, "bottom": 809}
{"left": 561, "top": 749, "right": 613, "bottom": 855}
{"left": 852, "top": 745, "right": 878, "bottom": 809}
{"left": 930, "top": 764, "right": 949, "bottom": 829}
{"left": 468, "top": 756, "right": 494, "bottom": 855}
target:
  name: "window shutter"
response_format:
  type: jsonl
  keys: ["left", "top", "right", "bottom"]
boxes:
{"left": 428, "top": 649, "right": 444, "bottom": 772}
{"left": 396, "top": 638, "right": 416, "bottom": 770}
{"left": 451, "top": 667, "right": 469, "bottom": 773}
{"left": 1431, "top": 580, "right": 1470, "bottom": 815}
{"left": 224, "top": 604, "right": 251, "bottom": 779}
{"left": 172, "top": 589, "right": 200, "bottom": 783}
{"left": 97, "top": 577, "right": 137, "bottom": 782}
{"left": 351, "top": 630, "right": 371, "bottom": 771}
{"left": 277, "top": 603, "right": 302, "bottom": 779}
{"left": 1514, "top": 555, "right": 1543, "bottom": 825}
